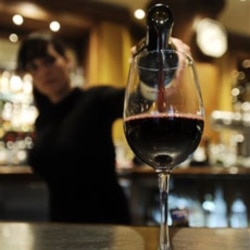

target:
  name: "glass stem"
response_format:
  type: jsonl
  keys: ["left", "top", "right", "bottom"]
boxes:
{"left": 158, "top": 172, "right": 172, "bottom": 250}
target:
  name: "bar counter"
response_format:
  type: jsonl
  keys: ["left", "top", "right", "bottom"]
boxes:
{"left": 0, "top": 222, "right": 249, "bottom": 250}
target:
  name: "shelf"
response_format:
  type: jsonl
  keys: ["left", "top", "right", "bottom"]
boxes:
{"left": 0, "top": 165, "right": 32, "bottom": 174}
{"left": 1, "top": 165, "right": 250, "bottom": 178}
{"left": 117, "top": 165, "right": 250, "bottom": 177}
{"left": 0, "top": 166, "right": 38, "bottom": 182}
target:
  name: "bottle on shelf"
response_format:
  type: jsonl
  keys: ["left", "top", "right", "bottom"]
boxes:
{"left": 190, "top": 137, "right": 210, "bottom": 166}
{"left": 206, "top": 186, "right": 228, "bottom": 228}
{"left": 135, "top": 3, "right": 174, "bottom": 55}
{"left": 230, "top": 194, "right": 248, "bottom": 228}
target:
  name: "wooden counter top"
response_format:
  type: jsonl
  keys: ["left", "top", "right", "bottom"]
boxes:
{"left": 0, "top": 222, "right": 249, "bottom": 250}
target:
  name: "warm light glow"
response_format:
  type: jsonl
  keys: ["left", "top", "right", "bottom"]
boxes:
{"left": 134, "top": 9, "right": 145, "bottom": 20}
{"left": 10, "top": 75, "right": 23, "bottom": 92}
{"left": 49, "top": 21, "right": 61, "bottom": 32}
{"left": 9, "top": 33, "right": 19, "bottom": 43}
{"left": 12, "top": 14, "right": 24, "bottom": 25}
{"left": 23, "top": 74, "right": 33, "bottom": 95}
{"left": 242, "top": 59, "right": 250, "bottom": 68}
{"left": 17, "top": 3, "right": 49, "bottom": 20}
{"left": 196, "top": 18, "right": 227, "bottom": 57}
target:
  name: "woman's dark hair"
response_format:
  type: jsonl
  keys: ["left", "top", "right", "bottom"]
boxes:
{"left": 16, "top": 32, "right": 68, "bottom": 114}
{"left": 16, "top": 32, "right": 67, "bottom": 73}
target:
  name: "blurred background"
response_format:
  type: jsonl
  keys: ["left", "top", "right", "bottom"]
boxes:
{"left": 0, "top": 0, "right": 249, "bottom": 165}
{"left": 0, "top": 0, "right": 249, "bottom": 227}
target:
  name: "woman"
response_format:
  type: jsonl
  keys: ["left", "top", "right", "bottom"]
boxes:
{"left": 17, "top": 32, "right": 131, "bottom": 224}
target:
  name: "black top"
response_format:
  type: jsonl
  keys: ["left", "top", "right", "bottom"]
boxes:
{"left": 28, "top": 86, "right": 131, "bottom": 224}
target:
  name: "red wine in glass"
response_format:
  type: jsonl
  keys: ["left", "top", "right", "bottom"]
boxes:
{"left": 124, "top": 113, "right": 204, "bottom": 172}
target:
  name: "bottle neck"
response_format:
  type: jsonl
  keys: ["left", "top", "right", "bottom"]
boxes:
{"left": 146, "top": 3, "right": 174, "bottom": 51}
{"left": 146, "top": 26, "right": 173, "bottom": 51}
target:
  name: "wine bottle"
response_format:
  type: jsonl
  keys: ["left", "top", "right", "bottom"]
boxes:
{"left": 135, "top": 3, "right": 174, "bottom": 55}
{"left": 136, "top": 3, "right": 177, "bottom": 105}
{"left": 230, "top": 195, "right": 248, "bottom": 228}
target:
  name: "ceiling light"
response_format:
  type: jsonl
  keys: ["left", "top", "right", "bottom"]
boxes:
{"left": 49, "top": 21, "right": 61, "bottom": 32}
{"left": 9, "top": 33, "right": 19, "bottom": 43}
{"left": 12, "top": 14, "right": 24, "bottom": 26}
{"left": 196, "top": 18, "right": 227, "bottom": 58}
{"left": 242, "top": 59, "right": 250, "bottom": 68}
{"left": 134, "top": 9, "right": 145, "bottom": 20}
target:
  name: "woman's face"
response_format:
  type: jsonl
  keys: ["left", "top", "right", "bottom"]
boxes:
{"left": 26, "top": 44, "right": 71, "bottom": 102}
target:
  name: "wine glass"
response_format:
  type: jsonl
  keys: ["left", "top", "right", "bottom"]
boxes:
{"left": 123, "top": 49, "right": 204, "bottom": 250}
